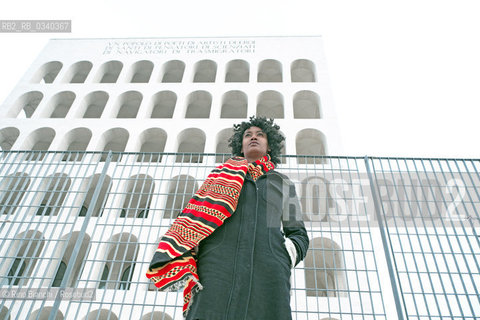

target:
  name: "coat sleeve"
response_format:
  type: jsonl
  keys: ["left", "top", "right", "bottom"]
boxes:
{"left": 281, "top": 177, "right": 309, "bottom": 266}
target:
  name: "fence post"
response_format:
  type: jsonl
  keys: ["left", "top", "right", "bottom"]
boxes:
{"left": 364, "top": 156, "right": 405, "bottom": 320}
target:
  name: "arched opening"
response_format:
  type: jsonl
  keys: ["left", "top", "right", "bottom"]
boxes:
{"left": 161, "top": 60, "right": 185, "bottom": 83}
{"left": 0, "top": 172, "right": 31, "bottom": 216}
{"left": 60, "top": 127, "right": 92, "bottom": 161}
{"left": 51, "top": 232, "right": 90, "bottom": 288}
{"left": 0, "top": 306, "right": 11, "bottom": 320}
{"left": 9, "top": 91, "right": 43, "bottom": 118}
{"left": 121, "top": 174, "right": 155, "bottom": 218}
{"left": 21, "top": 127, "right": 55, "bottom": 161}
{"left": 47, "top": 91, "right": 76, "bottom": 118}
{"left": 215, "top": 128, "right": 234, "bottom": 163}
{"left": 293, "top": 90, "right": 321, "bottom": 119}
{"left": 185, "top": 91, "right": 211, "bottom": 118}
{"left": 82, "top": 309, "right": 118, "bottom": 320}
{"left": 79, "top": 91, "right": 109, "bottom": 118}
{"left": 98, "top": 128, "right": 129, "bottom": 162}
{"left": 176, "top": 128, "right": 205, "bottom": 163}
{"left": 114, "top": 91, "right": 142, "bottom": 118}
{"left": 137, "top": 128, "right": 167, "bottom": 162}
{"left": 296, "top": 129, "right": 327, "bottom": 164}
{"left": 150, "top": 91, "right": 176, "bottom": 118}
{"left": 225, "top": 59, "right": 249, "bottom": 82}
{"left": 0, "top": 127, "right": 20, "bottom": 150}
{"left": 31, "top": 61, "right": 62, "bottom": 83}
{"left": 193, "top": 60, "right": 217, "bottom": 82}
{"left": 94, "top": 60, "right": 123, "bottom": 83}
{"left": 141, "top": 312, "right": 173, "bottom": 320}
{"left": 34, "top": 173, "right": 71, "bottom": 216}
{"left": 29, "top": 307, "right": 63, "bottom": 320}
{"left": 304, "top": 237, "right": 345, "bottom": 297}
{"left": 4, "top": 230, "right": 45, "bottom": 286}
{"left": 258, "top": 59, "right": 282, "bottom": 82}
{"left": 221, "top": 90, "right": 247, "bottom": 118}
{"left": 164, "top": 175, "right": 198, "bottom": 219}
{"left": 63, "top": 61, "right": 93, "bottom": 83}
{"left": 291, "top": 59, "right": 316, "bottom": 82}
{"left": 77, "top": 174, "right": 111, "bottom": 217}
{"left": 129, "top": 60, "right": 154, "bottom": 83}
{"left": 257, "top": 90, "right": 284, "bottom": 118}
{"left": 98, "top": 233, "right": 138, "bottom": 290}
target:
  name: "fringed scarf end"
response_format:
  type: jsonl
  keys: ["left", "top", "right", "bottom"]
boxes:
{"left": 182, "top": 277, "right": 203, "bottom": 318}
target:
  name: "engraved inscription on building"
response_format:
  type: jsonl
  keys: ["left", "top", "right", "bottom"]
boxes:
{"left": 103, "top": 40, "right": 256, "bottom": 55}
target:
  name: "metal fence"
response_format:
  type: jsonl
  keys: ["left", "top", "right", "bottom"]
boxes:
{"left": 0, "top": 151, "right": 478, "bottom": 320}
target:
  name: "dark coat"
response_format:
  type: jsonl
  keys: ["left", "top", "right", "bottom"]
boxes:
{"left": 186, "top": 170, "right": 309, "bottom": 320}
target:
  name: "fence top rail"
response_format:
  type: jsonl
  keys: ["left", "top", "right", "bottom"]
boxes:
{"left": 1, "top": 150, "right": 479, "bottom": 162}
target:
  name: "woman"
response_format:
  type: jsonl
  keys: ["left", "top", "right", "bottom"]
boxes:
{"left": 148, "top": 116, "right": 309, "bottom": 320}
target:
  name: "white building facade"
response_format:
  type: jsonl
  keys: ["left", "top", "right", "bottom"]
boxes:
{"left": 0, "top": 36, "right": 341, "bottom": 158}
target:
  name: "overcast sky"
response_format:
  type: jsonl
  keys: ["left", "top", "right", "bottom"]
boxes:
{"left": 1, "top": 0, "right": 479, "bottom": 158}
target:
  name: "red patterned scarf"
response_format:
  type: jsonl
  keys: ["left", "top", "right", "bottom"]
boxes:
{"left": 146, "top": 156, "right": 274, "bottom": 316}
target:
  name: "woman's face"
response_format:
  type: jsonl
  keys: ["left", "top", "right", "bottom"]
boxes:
{"left": 241, "top": 126, "right": 269, "bottom": 162}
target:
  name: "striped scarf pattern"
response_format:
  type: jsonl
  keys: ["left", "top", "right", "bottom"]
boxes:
{"left": 146, "top": 155, "right": 274, "bottom": 316}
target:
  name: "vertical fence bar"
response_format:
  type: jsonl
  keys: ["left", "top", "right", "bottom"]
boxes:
{"left": 364, "top": 156, "right": 405, "bottom": 320}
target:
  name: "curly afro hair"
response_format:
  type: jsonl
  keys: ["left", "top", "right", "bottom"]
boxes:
{"left": 228, "top": 116, "right": 284, "bottom": 165}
